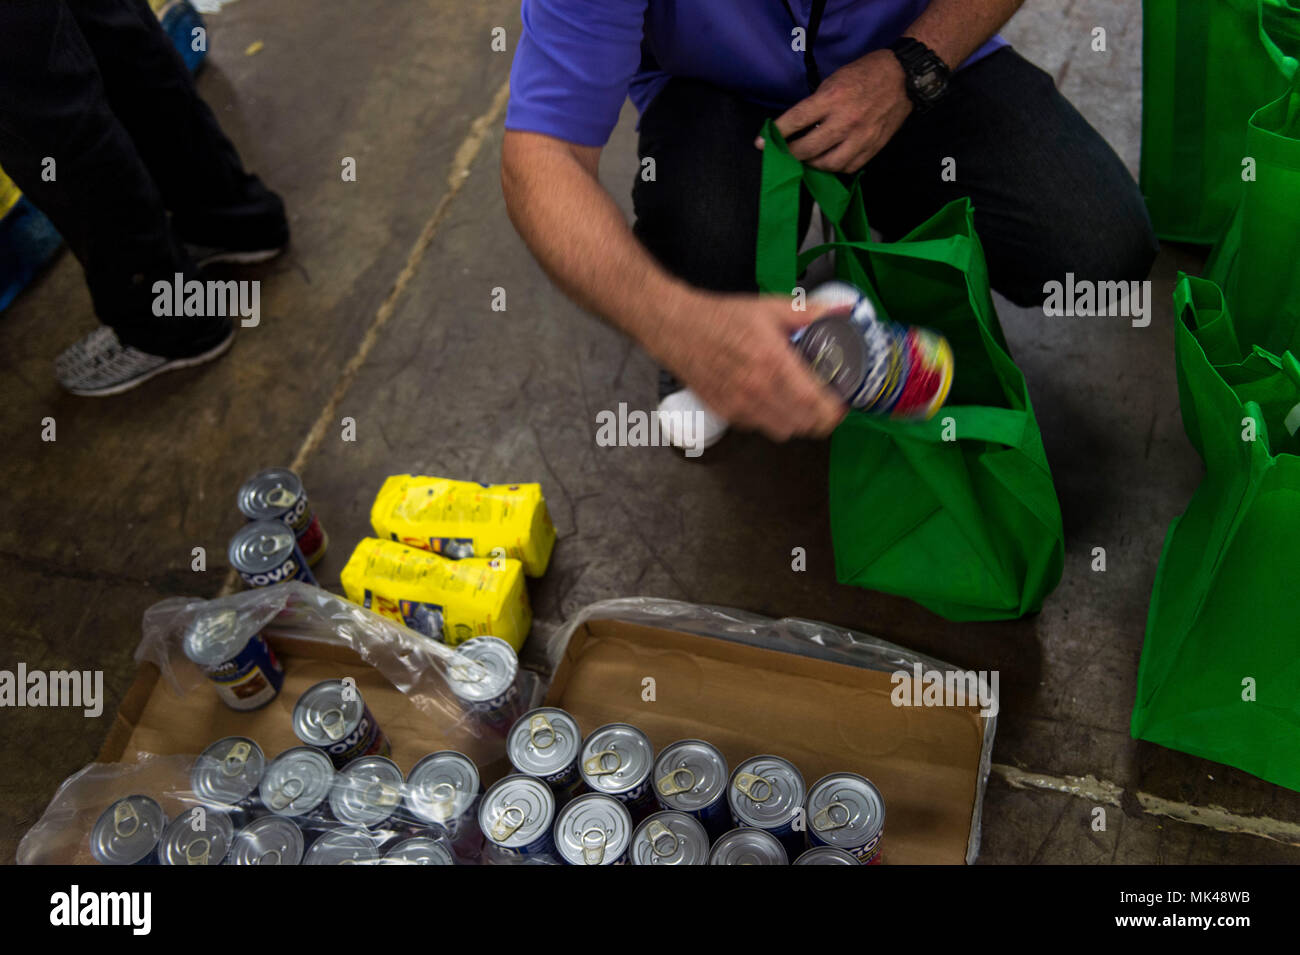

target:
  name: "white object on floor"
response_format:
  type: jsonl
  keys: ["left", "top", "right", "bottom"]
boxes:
{"left": 656, "top": 388, "right": 729, "bottom": 458}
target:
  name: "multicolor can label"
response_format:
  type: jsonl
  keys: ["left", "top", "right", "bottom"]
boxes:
{"left": 183, "top": 612, "right": 283, "bottom": 711}
{"left": 806, "top": 771, "right": 885, "bottom": 864}
{"left": 228, "top": 520, "right": 318, "bottom": 589}
{"left": 237, "top": 467, "right": 328, "bottom": 566}
{"left": 292, "top": 680, "right": 391, "bottom": 769}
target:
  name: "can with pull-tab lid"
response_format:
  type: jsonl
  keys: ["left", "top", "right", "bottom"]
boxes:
{"left": 652, "top": 738, "right": 730, "bottom": 839}
{"left": 794, "top": 845, "right": 861, "bottom": 865}
{"left": 237, "top": 467, "right": 328, "bottom": 566}
{"left": 708, "top": 827, "right": 789, "bottom": 865}
{"left": 507, "top": 707, "right": 583, "bottom": 801}
{"left": 259, "top": 746, "right": 336, "bottom": 822}
{"left": 381, "top": 834, "right": 456, "bottom": 865}
{"left": 157, "top": 808, "right": 234, "bottom": 866}
{"left": 478, "top": 774, "right": 556, "bottom": 862}
{"left": 292, "top": 679, "right": 391, "bottom": 769}
{"left": 89, "top": 795, "right": 166, "bottom": 865}
{"left": 228, "top": 520, "right": 318, "bottom": 589}
{"left": 302, "top": 827, "right": 382, "bottom": 865}
{"left": 404, "top": 750, "right": 483, "bottom": 860}
{"left": 228, "top": 815, "right": 305, "bottom": 865}
{"left": 447, "top": 636, "right": 524, "bottom": 732}
{"left": 190, "top": 736, "right": 265, "bottom": 820}
{"left": 181, "top": 609, "right": 283, "bottom": 711}
{"left": 806, "top": 771, "right": 885, "bottom": 863}
{"left": 727, "top": 754, "right": 807, "bottom": 859}
{"left": 629, "top": 810, "right": 710, "bottom": 866}
{"left": 553, "top": 793, "right": 632, "bottom": 865}
{"left": 329, "top": 755, "right": 406, "bottom": 831}
{"left": 578, "top": 722, "right": 656, "bottom": 821}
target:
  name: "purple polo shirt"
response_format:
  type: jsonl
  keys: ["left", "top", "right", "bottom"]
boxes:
{"left": 506, "top": 0, "right": 1008, "bottom": 146}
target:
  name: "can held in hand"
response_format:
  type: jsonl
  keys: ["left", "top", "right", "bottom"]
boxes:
{"left": 806, "top": 771, "right": 885, "bottom": 864}
{"left": 708, "top": 827, "right": 789, "bottom": 865}
{"left": 191, "top": 736, "right": 265, "bottom": 813}
{"left": 629, "top": 810, "right": 710, "bottom": 866}
{"left": 329, "top": 755, "right": 405, "bottom": 830}
{"left": 302, "top": 827, "right": 382, "bottom": 865}
{"left": 794, "top": 845, "right": 860, "bottom": 865}
{"left": 447, "top": 636, "right": 523, "bottom": 732}
{"left": 260, "top": 746, "right": 336, "bottom": 821}
{"left": 158, "top": 808, "right": 234, "bottom": 865}
{"left": 579, "top": 722, "right": 656, "bottom": 821}
{"left": 182, "top": 610, "right": 284, "bottom": 711}
{"left": 478, "top": 774, "right": 556, "bottom": 861}
{"left": 228, "top": 520, "right": 318, "bottom": 589}
{"left": 229, "top": 815, "right": 305, "bottom": 866}
{"left": 292, "top": 678, "right": 391, "bottom": 769}
{"left": 507, "top": 707, "right": 583, "bottom": 801}
{"left": 89, "top": 795, "right": 166, "bottom": 865}
{"left": 237, "top": 466, "right": 328, "bottom": 566}
{"left": 404, "top": 750, "right": 483, "bottom": 859}
{"left": 653, "top": 738, "right": 730, "bottom": 838}
{"left": 554, "top": 793, "right": 632, "bottom": 866}
{"left": 381, "top": 834, "right": 456, "bottom": 865}
{"left": 728, "top": 754, "right": 806, "bottom": 859}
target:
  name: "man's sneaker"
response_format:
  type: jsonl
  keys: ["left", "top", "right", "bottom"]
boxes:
{"left": 183, "top": 239, "right": 287, "bottom": 269}
{"left": 656, "top": 387, "right": 729, "bottom": 457}
{"left": 54, "top": 322, "right": 235, "bottom": 396}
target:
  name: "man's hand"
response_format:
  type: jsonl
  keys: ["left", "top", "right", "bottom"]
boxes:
{"left": 762, "top": 49, "right": 913, "bottom": 173}
{"left": 653, "top": 293, "right": 847, "bottom": 442}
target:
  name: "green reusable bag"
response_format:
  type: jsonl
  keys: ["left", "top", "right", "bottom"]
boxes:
{"left": 754, "top": 121, "right": 1064, "bottom": 621}
{"left": 1205, "top": 70, "right": 1300, "bottom": 358}
{"left": 1140, "top": 0, "right": 1299, "bottom": 244}
{"left": 1132, "top": 274, "right": 1300, "bottom": 790}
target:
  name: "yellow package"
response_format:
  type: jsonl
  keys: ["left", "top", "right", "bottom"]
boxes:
{"left": 341, "top": 537, "right": 531, "bottom": 650}
{"left": 370, "top": 475, "right": 556, "bottom": 577}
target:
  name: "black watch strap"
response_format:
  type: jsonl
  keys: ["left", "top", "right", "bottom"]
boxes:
{"left": 890, "top": 36, "right": 951, "bottom": 111}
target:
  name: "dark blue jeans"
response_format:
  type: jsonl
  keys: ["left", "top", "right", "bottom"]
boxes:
{"left": 632, "top": 48, "right": 1158, "bottom": 308}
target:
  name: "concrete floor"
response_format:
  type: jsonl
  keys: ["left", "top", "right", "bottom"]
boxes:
{"left": 3, "top": 0, "right": 1299, "bottom": 864}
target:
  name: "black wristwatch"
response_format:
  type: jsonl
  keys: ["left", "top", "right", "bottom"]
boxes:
{"left": 889, "top": 37, "right": 951, "bottom": 112}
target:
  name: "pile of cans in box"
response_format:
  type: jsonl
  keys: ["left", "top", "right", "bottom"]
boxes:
{"left": 90, "top": 697, "right": 885, "bottom": 865}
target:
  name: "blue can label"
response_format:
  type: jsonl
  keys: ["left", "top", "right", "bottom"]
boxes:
{"left": 200, "top": 632, "right": 284, "bottom": 711}
{"left": 239, "top": 544, "right": 317, "bottom": 589}
{"left": 317, "top": 703, "right": 391, "bottom": 769}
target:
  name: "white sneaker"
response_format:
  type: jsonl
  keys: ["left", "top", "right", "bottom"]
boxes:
{"left": 656, "top": 387, "right": 729, "bottom": 457}
{"left": 55, "top": 323, "right": 234, "bottom": 396}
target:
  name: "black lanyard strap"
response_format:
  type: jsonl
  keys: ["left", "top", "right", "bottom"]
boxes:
{"left": 781, "top": 0, "right": 830, "bottom": 91}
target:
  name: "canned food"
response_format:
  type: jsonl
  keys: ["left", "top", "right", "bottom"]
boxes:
{"left": 653, "top": 738, "right": 730, "bottom": 838}
{"left": 228, "top": 815, "right": 305, "bottom": 865}
{"left": 89, "top": 795, "right": 166, "bottom": 865}
{"left": 447, "top": 636, "right": 523, "bottom": 732}
{"left": 260, "top": 746, "right": 336, "bottom": 820}
{"left": 708, "top": 827, "right": 789, "bottom": 865}
{"left": 302, "top": 827, "right": 382, "bottom": 865}
{"left": 191, "top": 737, "right": 265, "bottom": 809}
{"left": 507, "top": 707, "right": 583, "bottom": 799}
{"left": 381, "top": 834, "right": 456, "bottom": 866}
{"left": 158, "top": 808, "right": 234, "bottom": 865}
{"left": 806, "top": 772, "right": 885, "bottom": 864}
{"left": 728, "top": 754, "right": 806, "bottom": 858}
{"left": 292, "top": 679, "right": 391, "bottom": 769}
{"left": 554, "top": 793, "right": 632, "bottom": 865}
{"left": 794, "top": 846, "right": 860, "bottom": 865}
{"left": 579, "top": 723, "right": 656, "bottom": 820}
{"left": 181, "top": 609, "right": 284, "bottom": 710}
{"left": 478, "top": 774, "right": 556, "bottom": 860}
{"left": 329, "top": 755, "right": 405, "bottom": 829}
{"left": 404, "top": 751, "right": 482, "bottom": 858}
{"left": 629, "top": 810, "right": 710, "bottom": 866}
{"left": 237, "top": 467, "right": 328, "bottom": 565}
{"left": 228, "top": 520, "right": 318, "bottom": 589}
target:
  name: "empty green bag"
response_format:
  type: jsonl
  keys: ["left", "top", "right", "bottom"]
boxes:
{"left": 1132, "top": 274, "right": 1300, "bottom": 790}
{"left": 754, "top": 120, "right": 1064, "bottom": 621}
{"left": 1140, "top": 0, "right": 1299, "bottom": 244}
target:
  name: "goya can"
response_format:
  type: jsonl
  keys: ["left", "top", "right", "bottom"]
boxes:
{"left": 228, "top": 520, "right": 318, "bottom": 589}
{"left": 507, "top": 707, "right": 583, "bottom": 800}
{"left": 228, "top": 815, "right": 305, "bottom": 866}
{"left": 292, "top": 679, "right": 391, "bottom": 769}
{"left": 653, "top": 738, "right": 730, "bottom": 838}
{"left": 806, "top": 771, "right": 885, "bottom": 864}
{"left": 629, "top": 810, "right": 710, "bottom": 866}
{"left": 404, "top": 751, "right": 483, "bottom": 859}
{"left": 181, "top": 609, "right": 284, "bottom": 711}
{"left": 478, "top": 774, "right": 556, "bottom": 861}
{"left": 302, "top": 827, "right": 381, "bottom": 865}
{"left": 89, "top": 796, "right": 166, "bottom": 865}
{"left": 158, "top": 808, "right": 234, "bottom": 865}
{"left": 553, "top": 793, "right": 632, "bottom": 866}
{"left": 728, "top": 754, "right": 806, "bottom": 859}
{"left": 329, "top": 755, "right": 405, "bottom": 830}
{"left": 447, "top": 636, "right": 523, "bottom": 732}
{"left": 260, "top": 746, "right": 336, "bottom": 821}
{"left": 794, "top": 846, "right": 860, "bottom": 865}
{"left": 708, "top": 827, "right": 789, "bottom": 865}
{"left": 237, "top": 467, "right": 328, "bottom": 566}
{"left": 579, "top": 722, "right": 656, "bottom": 820}
{"left": 381, "top": 834, "right": 455, "bottom": 866}
{"left": 191, "top": 736, "right": 265, "bottom": 812}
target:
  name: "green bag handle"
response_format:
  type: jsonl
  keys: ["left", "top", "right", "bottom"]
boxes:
{"left": 1260, "top": 0, "right": 1300, "bottom": 80}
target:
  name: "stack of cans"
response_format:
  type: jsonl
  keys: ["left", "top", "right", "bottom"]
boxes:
{"left": 229, "top": 467, "right": 328, "bottom": 590}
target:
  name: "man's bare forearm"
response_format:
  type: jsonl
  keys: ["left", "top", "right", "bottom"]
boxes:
{"left": 905, "top": 0, "right": 1024, "bottom": 69}
{"left": 500, "top": 130, "right": 700, "bottom": 366}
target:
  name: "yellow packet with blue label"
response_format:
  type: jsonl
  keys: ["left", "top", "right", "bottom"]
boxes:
{"left": 369, "top": 475, "right": 556, "bottom": 577}
{"left": 340, "top": 537, "right": 531, "bottom": 650}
